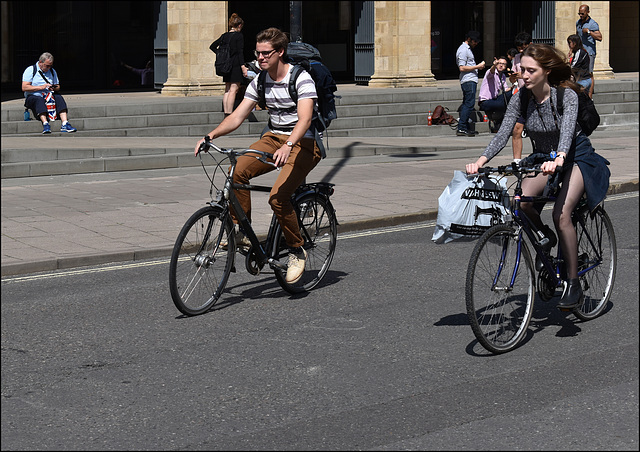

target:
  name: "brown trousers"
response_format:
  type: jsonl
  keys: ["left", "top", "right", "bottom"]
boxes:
{"left": 231, "top": 132, "right": 322, "bottom": 248}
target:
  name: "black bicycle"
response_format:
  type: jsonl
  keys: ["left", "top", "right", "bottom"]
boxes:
{"left": 169, "top": 139, "right": 338, "bottom": 316}
{"left": 465, "top": 161, "right": 617, "bottom": 354}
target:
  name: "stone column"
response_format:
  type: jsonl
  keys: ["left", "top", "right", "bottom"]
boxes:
{"left": 162, "top": 1, "right": 228, "bottom": 96}
{"left": 369, "top": 1, "right": 435, "bottom": 88}
{"left": 482, "top": 1, "right": 497, "bottom": 63}
{"left": 555, "top": 1, "right": 614, "bottom": 80}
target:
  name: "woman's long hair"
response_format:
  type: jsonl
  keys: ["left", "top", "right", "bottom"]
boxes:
{"left": 522, "top": 43, "right": 582, "bottom": 93}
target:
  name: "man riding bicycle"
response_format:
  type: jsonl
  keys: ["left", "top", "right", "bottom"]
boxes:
{"left": 195, "top": 27, "right": 322, "bottom": 284}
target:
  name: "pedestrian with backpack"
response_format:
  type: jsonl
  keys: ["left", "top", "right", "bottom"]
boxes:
{"left": 465, "top": 44, "right": 610, "bottom": 311}
{"left": 195, "top": 27, "right": 322, "bottom": 284}
{"left": 22, "top": 52, "right": 77, "bottom": 134}
{"left": 210, "top": 13, "right": 245, "bottom": 115}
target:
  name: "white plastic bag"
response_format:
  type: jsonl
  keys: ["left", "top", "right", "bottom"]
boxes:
{"left": 432, "top": 170, "right": 510, "bottom": 244}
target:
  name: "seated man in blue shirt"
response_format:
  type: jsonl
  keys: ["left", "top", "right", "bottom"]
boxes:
{"left": 22, "top": 52, "right": 77, "bottom": 134}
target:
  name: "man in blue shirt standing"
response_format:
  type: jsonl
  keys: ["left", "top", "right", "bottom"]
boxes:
{"left": 455, "top": 31, "right": 485, "bottom": 137}
{"left": 577, "top": 4, "right": 602, "bottom": 98}
{"left": 22, "top": 52, "right": 77, "bottom": 134}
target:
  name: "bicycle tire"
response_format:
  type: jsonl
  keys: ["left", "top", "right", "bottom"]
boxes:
{"left": 466, "top": 225, "right": 536, "bottom": 354}
{"left": 169, "top": 206, "right": 235, "bottom": 316}
{"left": 573, "top": 206, "right": 617, "bottom": 321}
{"left": 274, "top": 194, "right": 337, "bottom": 294}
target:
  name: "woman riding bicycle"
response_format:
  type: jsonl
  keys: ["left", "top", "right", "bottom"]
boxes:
{"left": 465, "top": 43, "right": 610, "bottom": 310}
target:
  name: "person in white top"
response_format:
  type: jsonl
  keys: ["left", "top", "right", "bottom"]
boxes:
{"left": 195, "top": 27, "right": 321, "bottom": 284}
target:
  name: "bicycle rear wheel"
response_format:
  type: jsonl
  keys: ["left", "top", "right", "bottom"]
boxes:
{"left": 466, "top": 225, "right": 535, "bottom": 354}
{"left": 573, "top": 205, "right": 617, "bottom": 321}
{"left": 169, "top": 206, "right": 235, "bottom": 316}
{"left": 274, "top": 194, "right": 337, "bottom": 294}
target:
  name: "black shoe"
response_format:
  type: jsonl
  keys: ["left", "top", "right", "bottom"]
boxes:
{"left": 540, "top": 225, "right": 557, "bottom": 248}
{"left": 558, "top": 278, "right": 584, "bottom": 310}
{"left": 456, "top": 130, "right": 476, "bottom": 137}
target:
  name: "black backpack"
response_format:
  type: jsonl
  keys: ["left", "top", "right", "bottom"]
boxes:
{"left": 210, "top": 33, "right": 233, "bottom": 76}
{"left": 520, "top": 86, "right": 600, "bottom": 136}
{"left": 256, "top": 41, "right": 339, "bottom": 157}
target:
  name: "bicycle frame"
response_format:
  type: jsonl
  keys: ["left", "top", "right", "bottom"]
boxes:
{"left": 511, "top": 192, "right": 563, "bottom": 287}
{"left": 202, "top": 141, "right": 336, "bottom": 274}
{"left": 485, "top": 164, "right": 602, "bottom": 293}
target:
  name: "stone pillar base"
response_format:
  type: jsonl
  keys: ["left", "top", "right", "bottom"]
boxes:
{"left": 594, "top": 68, "right": 616, "bottom": 80}
{"left": 161, "top": 78, "right": 224, "bottom": 96}
{"left": 368, "top": 74, "right": 437, "bottom": 88}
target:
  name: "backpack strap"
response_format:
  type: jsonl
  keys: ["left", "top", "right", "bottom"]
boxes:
{"left": 288, "top": 64, "right": 303, "bottom": 104}
{"left": 289, "top": 64, "right": 327, "bottom": 158}
{"left": 256, "top": 70, "right": 267, "bottom": 110}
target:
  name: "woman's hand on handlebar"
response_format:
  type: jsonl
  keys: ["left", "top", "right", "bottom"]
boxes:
{"left": 540, "top": 158, "right": 563, "bottom": 175}
{"left": 466, "top": 162, "right": 481, "bottom": 174}
{"left": 466, "top": 156, "right": 488, "bottom": 175}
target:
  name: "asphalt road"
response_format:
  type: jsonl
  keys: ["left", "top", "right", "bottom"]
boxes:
{"left": 1, "top": 193, "right": 638, "bottom": 450}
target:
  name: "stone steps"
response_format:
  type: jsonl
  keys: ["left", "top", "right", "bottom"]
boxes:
{"left": 1, "top": 76, "right": 637, "bottom": 178}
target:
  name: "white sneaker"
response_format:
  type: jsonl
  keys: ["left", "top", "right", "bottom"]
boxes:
{"left": 285, "top": 248, "right": 307, "bottom": 283}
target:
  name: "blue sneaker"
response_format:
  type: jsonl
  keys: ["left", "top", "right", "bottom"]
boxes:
{"left": 42, "top": 123, "right": 51, "bottom": 134}
{"left": 60, "top": 122, "right": 77, "bottom": 133}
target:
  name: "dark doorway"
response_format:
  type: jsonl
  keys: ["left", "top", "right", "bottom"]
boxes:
{"left": 5, "top": 1, "right": 156, "bottom": 97}
{"left": 228, "top": 0, "right": 353, "bottom": 82}
{"left": 430, "top": 1, "right": 484, "bottom": 80}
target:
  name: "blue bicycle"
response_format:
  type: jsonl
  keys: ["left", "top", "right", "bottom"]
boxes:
{"left": 465, "top": 161, "right": 617, "bottom": 354}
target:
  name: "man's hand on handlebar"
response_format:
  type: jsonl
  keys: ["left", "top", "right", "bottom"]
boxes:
{"left": 194, "top": 136, "right": 210, "bottom": 156}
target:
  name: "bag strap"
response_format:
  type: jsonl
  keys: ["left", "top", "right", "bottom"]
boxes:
{"left": 38, "top": 69, "right": 51, "bottom": 85}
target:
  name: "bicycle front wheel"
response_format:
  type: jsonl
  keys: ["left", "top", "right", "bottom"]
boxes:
{"left": 274, "top": 194, "right": 337, "bottom": 294}
{"left": 466, "top": 225, "right": 536, "bottom": 354}
{"left": 169, "top": 206, "right": 235, "bottom": 316}
{"left": 573, "top": 205, "right": 617, "bottom": 321}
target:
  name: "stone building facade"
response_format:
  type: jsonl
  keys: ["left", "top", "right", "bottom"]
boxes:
{"left": 161, "top": 1, "right": 618, "bottom": 96}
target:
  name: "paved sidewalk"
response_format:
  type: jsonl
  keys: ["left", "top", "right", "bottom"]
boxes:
{"left": 1, "top": 129, "right": 638, "bottom": 277}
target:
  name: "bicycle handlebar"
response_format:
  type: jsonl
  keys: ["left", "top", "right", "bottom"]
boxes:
{"left": 476, "top": 161, "right": 562, "bottom": 178}
{"left": 197, "top": 137, "right": 277, "bottom": 168}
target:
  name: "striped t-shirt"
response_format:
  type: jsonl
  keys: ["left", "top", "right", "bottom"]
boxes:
{"left": 245, "top": 64, "right": 318, "bottom": 138}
